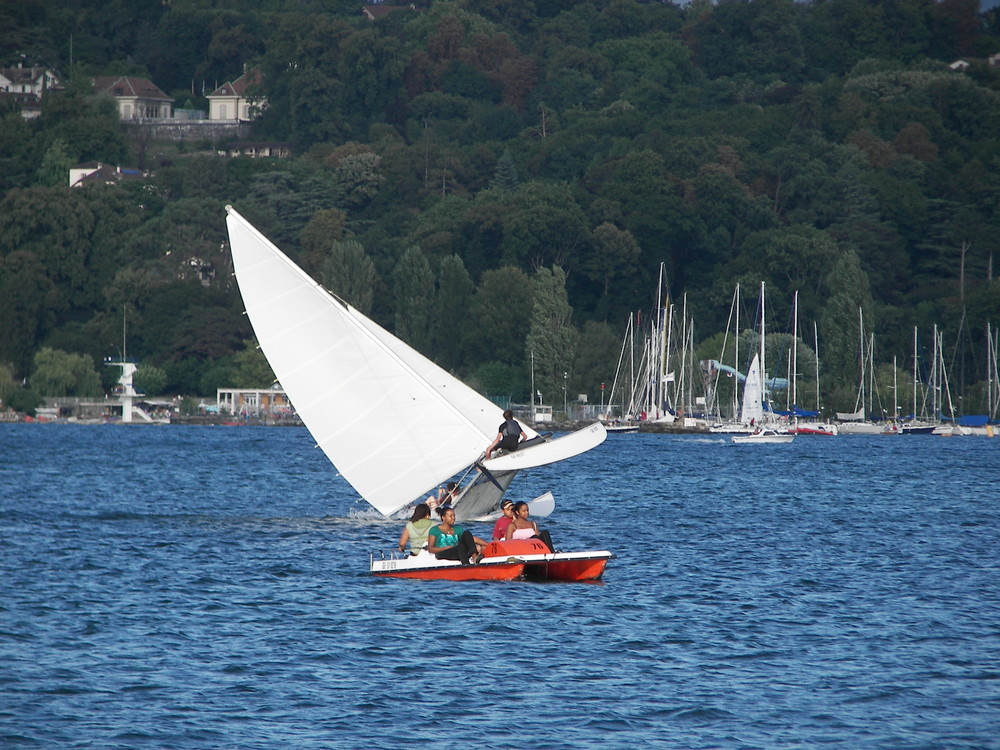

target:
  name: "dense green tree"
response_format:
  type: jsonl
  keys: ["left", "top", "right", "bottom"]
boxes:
{"left": 134, "top": 363, "right": 168, "bottom": 396}
{"left": 301, "top": 207, "right": 347, "bottom": 276}
{"left": 491, "top": 181, "right": 589, "bottom": 270}
{"left": 572, "top": 319, "right": 620, "bottom": 405}
{"left": 231, "top": 338, "right": 276, "bottom": 388}
{"left": 525, "top": 265, "right": 578, "bottom": 415}
{"left": 687, "top": 0, "right": 805, "bottom": 81}
{"left": 6, "top": 387, "right": 42, "bottom": 416}
{"left": 434, "top": 254, "right": 475, "bottom": 372}
{"left": 819, "top": 250, "right": 875, "bottom": 388}
{"left": 38, "top": 86, "right": 127, "bottom": 166}
{"left": 29, "top": 347, "right": 103, "bottom": 397}
{"left": 392, "top": 245, "right": 435, "bottom": 354}
{"left": 36, "top": 138, "right": 73, "bottom": 187}
{"left": 1, "top": 0, "right": 999, "bottom": 405}
{"left": 329, "top": 149, "right": 384, "bottom": 208}
{"left": 0, "top": 362, "right": 17, "bottom": 407}
{"left": 736, "top": 224, "right": 841, "bottom": 318}
{"left": 581, "top": 222, "right": 642, "bottom": 323}
{"left": 470, "top": 266, "right": 533, "bottom": 368}
{"left": 490, "top": 148, "right": 519, "bottom": 192}
{"left": 596, "top": 31, "right": 697, "bottom": 106}
{"left": 0, "top": 250, "right": 56, "bottom": 376}
{"left": 322, "top": 239, "right": 380, "bottom": 315}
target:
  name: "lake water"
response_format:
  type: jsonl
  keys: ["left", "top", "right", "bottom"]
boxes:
{"left": 2, "top": 424, "right": 998, "bottom": 749}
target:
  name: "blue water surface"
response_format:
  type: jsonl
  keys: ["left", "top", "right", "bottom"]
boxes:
{"left": 1, "top": 424, "right": 998, "bottom": 749}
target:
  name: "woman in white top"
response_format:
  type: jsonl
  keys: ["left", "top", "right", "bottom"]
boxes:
{"left": 504, "top": 501, "right": 553, "bottom": 551}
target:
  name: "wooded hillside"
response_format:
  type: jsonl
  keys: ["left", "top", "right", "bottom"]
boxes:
{"left": 1, "top": 0, "right": 998, "bottom": 417}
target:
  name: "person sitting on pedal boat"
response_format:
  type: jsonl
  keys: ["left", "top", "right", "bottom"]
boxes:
{"left": 427, "top": 506, "right": 489, "bottom": 565}
{"left": 398, "top": 503, "right": 435, "bottom": 555}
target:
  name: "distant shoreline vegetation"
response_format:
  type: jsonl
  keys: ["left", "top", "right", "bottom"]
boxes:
{"left": 1, "top": 0, "right": 998, "bottom": 419}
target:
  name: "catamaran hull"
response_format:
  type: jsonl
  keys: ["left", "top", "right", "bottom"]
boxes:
{"left": 371, "top": 557, "right": 526, "bottom": 581}
{"left": 519, "top": 553, "right": 611, "bottom": 582}
{"left": 370, "top": 540, "right": 612, "bottom": 582}
{"left": 732, "top": 431, "right": 795, "bottom": 444}
{"left": 791, "top": 423, "right": 838, "bottom": 436}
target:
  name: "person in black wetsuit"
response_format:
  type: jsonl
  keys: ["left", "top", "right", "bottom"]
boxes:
{"left": 485, "top": 409, "right": 527, "bottom": 459}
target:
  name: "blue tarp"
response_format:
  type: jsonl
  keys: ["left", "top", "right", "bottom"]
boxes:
{"left": 772, "top": 405, "right": 820, "bottom": 418}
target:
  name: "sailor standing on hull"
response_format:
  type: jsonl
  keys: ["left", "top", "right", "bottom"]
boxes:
{"left": 485, "top": 409, "right": 527, "bottom": 459}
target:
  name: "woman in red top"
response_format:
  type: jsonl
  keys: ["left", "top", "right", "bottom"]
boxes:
{"left": 492, "top": 498, "right": 515, "bottom": 540}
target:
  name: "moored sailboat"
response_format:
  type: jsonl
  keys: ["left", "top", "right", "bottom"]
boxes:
{"left": 731, "top": 353, "right": 795, "bottom": 444}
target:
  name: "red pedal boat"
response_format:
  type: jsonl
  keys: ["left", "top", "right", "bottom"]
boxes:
{"left": 371, "top": 539, "right": 612, "bottom": 582}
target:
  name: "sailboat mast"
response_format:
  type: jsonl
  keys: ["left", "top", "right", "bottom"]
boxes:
{"left": 792, "top": 290, "right": 798, "bottom": 413}
{"left": 658, "top": 264, "right": 669, "bottom": 419}
{"left": 531, "top": 349, "right": 536, "bottom": 423}
{"left": 680, "top": 293, "right": 689, "bottom": 416}
{"left": 913, "top": 326, "right": 918, "bottom": 421}
{"left": 814, "top": 320, "right": 820, "bottom": 414}
{"left": 931, "top": 323, "right": 941, "bottom": 421}
{"left": 734, "top": 284, "right": 740, "bottom": 419}
{"left": 868, "top": 332, "right": 875, "bottom": 418}
{"left": 989, "top": 321, "right": 999, "bottom": 422}
{"left": 857, "top": 308, "right": 865, "bottom": 416}
{"left": 663, "top": 296, "right": 673, "bottom": 418}
{"left": 893, "top": 355, "right": 898, "bottom": 421}
{"left": 760, "top": 281, "right": 766, "bottom": 416}
{"left": 940, "top": 327, "right": 957, "bottom": 422}
{"left": 629, "top": 311, "right": 635, "bottom": 417}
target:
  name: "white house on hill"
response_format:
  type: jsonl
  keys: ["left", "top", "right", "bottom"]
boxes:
{"left": 0, "top": 63, "right": 61, "bottom": 119}
{"left": 208, "top": 70, "right": 262, "bottom": 122}
{"left": 93, "top": 76, "right": 173, "bottom": 119}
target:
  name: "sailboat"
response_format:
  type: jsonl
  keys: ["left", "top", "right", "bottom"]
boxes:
{"left": 787, "top": 292, "right": 837, "bottom": 436}
{"left": 224, "top": 206, "right": 612, "bottom": 581}
{"left": 728, "top": 283, "right": 794, "bottom": 444}
{"left": 731, "top": 353, "right": 795, "bottom": 444}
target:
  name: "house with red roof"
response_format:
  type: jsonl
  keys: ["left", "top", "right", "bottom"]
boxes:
{"left": 93, "top": 76, "right": 173, "bottom": 119}
{"left": 207, "top": 69, "right": 263, "bottom": 122}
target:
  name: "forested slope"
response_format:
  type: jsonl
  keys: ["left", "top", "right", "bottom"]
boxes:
{"left": 1, "top": 0, "right": 998, "bottom": 416}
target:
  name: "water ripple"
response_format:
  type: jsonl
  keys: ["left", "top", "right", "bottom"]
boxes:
{"left": 1, "top": 426, "right": 998, "bottom": 748}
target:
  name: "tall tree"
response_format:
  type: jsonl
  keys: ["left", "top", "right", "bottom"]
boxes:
{"left": 322, "top": 239, "right": 379, "bottom": 316}
{"left": 29, "top": 347, "right": 102, "bottom": 397}
{"left": 434, "top": 254, "right": 475, "bottom": 372}
{"left": 525, "top": 265, "right": 578, "bottom": 414}
{"left": 470, "top": 266, "right": 533, "bottom": 368}
{"left": 819, "top": 249, "right": 874, "bottom": 390}
{"left": 392, "top": 245, "right": 435, "bottom": 354}
{"left": 0, "top": 251, "right": 55, "bottom": 376}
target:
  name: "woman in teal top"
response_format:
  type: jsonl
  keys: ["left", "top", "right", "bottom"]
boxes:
{"left": 427, "top": 506, "right": 488, "bottom": 565}
{"left": 398, "top": 504, "right": 435, "bottom": 555}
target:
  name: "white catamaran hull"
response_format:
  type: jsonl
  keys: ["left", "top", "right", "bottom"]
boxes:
{"left": 732, "top": 429, "right": 795, "bottom": 444}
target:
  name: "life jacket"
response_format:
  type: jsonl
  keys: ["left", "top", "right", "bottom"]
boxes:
{"left": 499, "top": 419, "right": 521, "bottom": 449}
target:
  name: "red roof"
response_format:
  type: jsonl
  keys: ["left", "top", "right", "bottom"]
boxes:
{"left": 93, "top": 76, "right": 171, "bottom": 101}
{"left": 208, "top": 69, "right": 261, "bottom": 98}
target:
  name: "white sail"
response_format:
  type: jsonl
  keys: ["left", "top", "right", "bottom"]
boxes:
{"left": 739, "top": 353, "right": 764, "bottom": 425}
{"left": 225, "top": 206, "right": 604, "bottom": 516}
